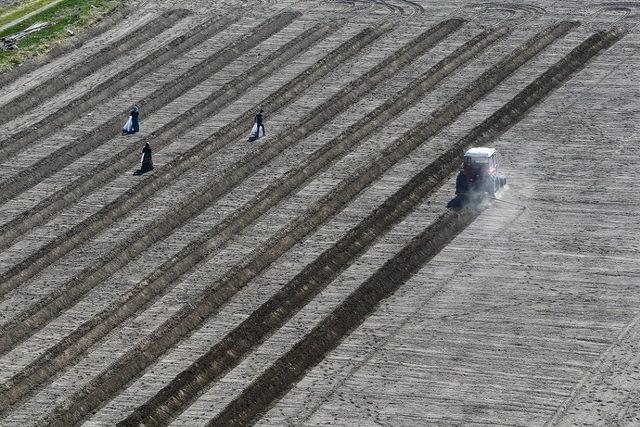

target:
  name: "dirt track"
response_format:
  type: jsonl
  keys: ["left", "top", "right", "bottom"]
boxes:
{"left": 0, "top": 0, "right": 638, "bottom": 425}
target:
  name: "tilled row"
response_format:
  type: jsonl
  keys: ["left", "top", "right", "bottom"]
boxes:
{"left": 205, "top": 28, "right": 624, "bottom": 426}
{"left": 0, "top": 17, "right": 459, "bottom": 360}
{"left": 0, "top": 12, "right": 236, "bottom": 165}
{"left": 117, "top": 26, "right": 507, "bottom": 418}
{"left": 0, "top": 10, "right": 314, "bottom": 294}
{"left": 121, "top": 21, "right": 603, "bottom": 426}
{"left": 0, "top": 18, "right": 447, "bottom": 305}
{"left": 0, "top": 23, "right": 388, "bottom": 292}
{"left": 0, "top": 19, "right": 344, "bottom": 353}
{"left": 0, "top": 9, "right": 190, "bottom": 127}
{"left": 209, "top": 207, "right": 477, "bottom": 426}
{"left": 0, "top": 10, "right": 297, "bottom": 205}
{"left": 0, "top": 19, "right": 489, "bottom": 414}
{"left": 36, "top": 21, "right": 575, "bottom": 427}
{"left": 0, "top": 18, "right": 341, "bottom": 253}
{"left": 0, "top": 21, "right": 393, "bottom": 414}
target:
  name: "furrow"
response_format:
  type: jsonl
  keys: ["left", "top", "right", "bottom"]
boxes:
{"left": 38, "top": 21, "right": 577, "bottom": 427}
{"left": 0, "top": 22, "right": 392, "bottom": 413}
{"left": 0, "top": 18, "right": 439, "bottom": 297}
{"left": 0, "top": 18, "right": 340, "bottom": 252}
{"left": 121, "top": 23, "right": 610, "bottom": 426}
{"left": 16, "top": 19, "right": 465, "bottom": 425}
{"left": 118, "top": 26, "right": 512, "bottom": 424}
{"left": 0, "top": 16, "right": 459, "bottom": 350}
{"left": 0, "top": 10, "right": 311, "bottom": 295}
{"left": 0, "top": 20, "right": 343, "bottom": 353}
{"left": 0, "top": 12, "right": 238, "bottom": 165}
{"left": 206, "top": 28, "right": 625, "bottom": 427}
{"left": 0, "top": 19, "right": 483, "bottom": 411}
{"left": 0, "top": 9, "right": 190, "bottom": 126}
{"left": 0, "top": 10, "right": 297, "bottom": 204}
{"left": 209, "top": 207, "right": 478, "bottom": 427}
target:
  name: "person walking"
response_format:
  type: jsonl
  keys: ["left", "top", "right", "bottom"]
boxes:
{"left": 123, "top": 105, "right": 140, "bottom": 135}
{"left": 134, "top": 142, "right": 153, "bottom": 175}
{"left": 131, "top": 105, "right": 140, "bottom": 134}
{"left": 254, "top": 109, "right": 265, "bottom": 138}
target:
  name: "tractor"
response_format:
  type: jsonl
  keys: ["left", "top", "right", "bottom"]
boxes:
{"left": 450, "top": 147, "right": 506, "bottom": 207}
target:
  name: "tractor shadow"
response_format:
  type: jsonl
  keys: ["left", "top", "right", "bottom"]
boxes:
{"left": 447, "top": 192, "right": 496, "bottom": 212}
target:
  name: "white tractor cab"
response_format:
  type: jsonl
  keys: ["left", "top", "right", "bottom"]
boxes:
{"left": 451, "top": 147, "right": 506, "bottom": 206}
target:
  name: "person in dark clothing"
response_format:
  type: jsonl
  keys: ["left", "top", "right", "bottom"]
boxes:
{"left": 122, "top": 105, "right": 140, "bottom": 135}
{"left": 131, "top": 105, "right": 140, "bottom": 134}
{"left": 254, "top": 109, "right": 265, "bottom": 138}
{"left": 134, "top": 142, "right": 153, "bottom": 175}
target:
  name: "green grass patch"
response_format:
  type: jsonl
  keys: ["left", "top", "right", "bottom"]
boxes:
{"left": 0, "top": 0, "right": 125, "bottom": 73}
{"left": 0, "top": 0, "right": 57, "bottom": 28}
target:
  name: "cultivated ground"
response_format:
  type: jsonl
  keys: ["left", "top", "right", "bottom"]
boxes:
{"left": 0, "top": 0, "right": 638, "bottom": 425}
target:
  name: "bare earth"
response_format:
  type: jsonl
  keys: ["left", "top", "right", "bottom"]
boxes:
{"left": 0, "top": 0, "right": 638, "bottom": 425}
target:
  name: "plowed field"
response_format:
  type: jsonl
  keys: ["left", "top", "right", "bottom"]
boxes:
{"left": 0, "top": 0, "right": 638, "bottom": 425}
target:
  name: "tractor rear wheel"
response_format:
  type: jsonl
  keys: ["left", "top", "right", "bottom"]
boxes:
{"left": 455, "top": 172, "right": 468, "bottom": 195}
{"left": 486, "top": 176, "right": 498, "bottom": 197}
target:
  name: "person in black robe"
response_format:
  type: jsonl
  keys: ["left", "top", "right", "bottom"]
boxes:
{"left": 134, "top": 142, "right": 153, "bottom": 175}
